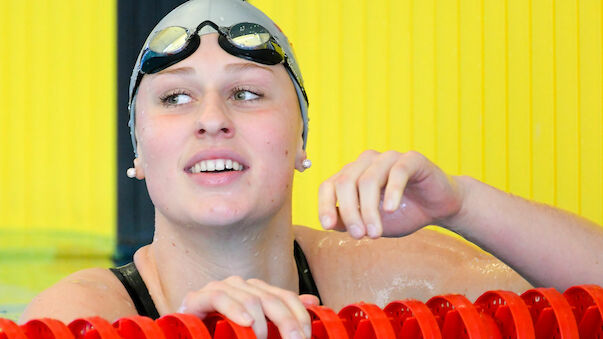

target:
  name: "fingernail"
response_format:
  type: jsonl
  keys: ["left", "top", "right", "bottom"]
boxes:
{"left": 384, "top": 200, "right": 396, "bottom": 211}
{"left": 320, "top": 215, "right": 332, "bottom": 228}
{"left": 304, "top": 325, "right": 312, "bottom": 338}
{"left": 289, "top": 330, "right": 304, "bottom": 339}
{"left": 349, "top": 224, "right": 364, "bottom": 238}
{"left": 366, "top": 224, "right": 379, "bottom": 238}
{"left": 241, "top": 312, "right": 253, "bottom": 325}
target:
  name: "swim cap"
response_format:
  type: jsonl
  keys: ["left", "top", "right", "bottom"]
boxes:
{"left": 128, "top": 0, "right": 309, "bottom": 156}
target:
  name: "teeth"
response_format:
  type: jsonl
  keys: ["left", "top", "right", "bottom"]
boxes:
{"left": 190, "top": 159, "right": 244, "bottom": 173}
{"left": 193, "top": 163, "right": 201, "bottom": 173}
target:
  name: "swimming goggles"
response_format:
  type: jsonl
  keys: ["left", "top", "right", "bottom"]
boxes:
{"left": 130, "top": 20, "right": 308, "bottom": 106}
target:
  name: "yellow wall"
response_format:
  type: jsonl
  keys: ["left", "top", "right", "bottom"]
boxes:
{"left": 263, "top": 0, "right": 603, "bottom": 229}
{"left": 0, "top": 1, "right": 116, "bottom": 255}
{"left": 0, "top": 0, "right": 601, "bottom": 255}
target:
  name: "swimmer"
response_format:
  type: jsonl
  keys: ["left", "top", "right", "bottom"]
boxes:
{"left": 21, "top": 1, "right": 603, "bottom": 338}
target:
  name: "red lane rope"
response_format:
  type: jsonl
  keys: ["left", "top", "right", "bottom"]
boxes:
{"left": 0, "top": 319, "right": 27, "bottom": 339}
{"left": 474, "top": 290, "right": 535, "bottom": 339}
{"left": 521, "top": 288, "right": 580, "bottom": 338}
{"left": 563, "top": 285, "right": 603, "bottom": 338}
{"left": 384, "top": 299, "right": 442, "bottom": 339}
{"left": 4, "top": 284, "right": 601, "bottom": 338}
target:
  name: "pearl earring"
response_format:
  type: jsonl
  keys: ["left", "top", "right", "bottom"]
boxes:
{"left": 126, "top": 168, "right": 137, "bottom": 178}
{"left": 302, "top": 159, "right": 312, "bottom": 169}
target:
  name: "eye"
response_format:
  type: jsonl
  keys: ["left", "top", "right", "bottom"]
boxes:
{"left": 233, "top": 88, "right": 261, "bottom": 101}
{"left": 160, "top": 91, "right": 193, "bottom": 106}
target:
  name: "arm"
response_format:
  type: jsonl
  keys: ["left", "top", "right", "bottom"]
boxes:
{"left": 446, "top": 176, "right": 603, "bottom": 290}
{"left": 318, "top": 150, "right": 603, "bottom": 290}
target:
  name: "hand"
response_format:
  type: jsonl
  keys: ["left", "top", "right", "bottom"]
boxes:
{"left": 178, "top": 276, "right": 319, "bottom": 339}
{"left": 318, "top": 150, "right": 464, "bottom": 238}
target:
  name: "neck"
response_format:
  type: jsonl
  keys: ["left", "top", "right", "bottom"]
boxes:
{"left": 146, "top": 205, "right": 298, "bottom": 312}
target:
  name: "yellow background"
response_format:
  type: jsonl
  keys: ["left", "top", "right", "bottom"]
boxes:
{"left": 0, "top": 1, "right": 116, "bottom": 257}
{"left": 0, "top": 0, "right": 601, "bottom": 258}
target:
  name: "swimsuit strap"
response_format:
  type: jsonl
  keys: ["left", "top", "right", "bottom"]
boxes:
{"left": 110, "top": 240, "right": 322, "bottom": 318}
{"left": 294, "top": 240, "right": 323, "bottom": 304}
{"left": 110, "top": 262, "right": 160, "bottom": 319}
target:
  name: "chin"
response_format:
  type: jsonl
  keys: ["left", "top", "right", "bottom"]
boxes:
{"left": 188, "top": 199, "right": 252, "bottom": 227}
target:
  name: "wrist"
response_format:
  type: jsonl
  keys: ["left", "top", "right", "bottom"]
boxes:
{"left": 437, "top": 175, "right": 477, "bottom": 232}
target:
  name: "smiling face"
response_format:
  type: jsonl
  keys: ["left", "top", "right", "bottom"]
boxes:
{"left": 133, "top": 33, "right": 306, "bottom": 228}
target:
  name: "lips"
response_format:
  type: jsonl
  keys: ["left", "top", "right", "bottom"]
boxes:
{"left": 183, "top": 150, "right": 249, "bottom": 188}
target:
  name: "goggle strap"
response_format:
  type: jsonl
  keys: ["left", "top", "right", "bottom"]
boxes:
{"left": 193, "top": 20, "right": 221, "bottom": 36}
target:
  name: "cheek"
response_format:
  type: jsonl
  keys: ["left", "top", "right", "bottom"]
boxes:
{"left": 253, "top": 119, "right": 299, "bottom": 196}
{"left": 137, "top": 115, "right": 188, "bottom": 175}
{"left": 247, "top": 114, "right": 298, "bottom": 163}
{"left": 136, "top": 117, "right": 190, "bottom": 210}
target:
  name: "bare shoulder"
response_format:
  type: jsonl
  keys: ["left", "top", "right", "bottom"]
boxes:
{"left": 19, "top": 267, "right": 137, "bottom": 324}
{"left": 293, "top": 226, "right": 531, "bottom": 310}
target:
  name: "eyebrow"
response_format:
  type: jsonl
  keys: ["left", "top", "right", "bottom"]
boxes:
{"left": 152, "top": 62, "right": 274, "bottom": 78}
{"left": 155, "top": 66, "right": 196, "bottom": 76}
{"left": 225, "top": 62, "right": 274, "bottom": 74}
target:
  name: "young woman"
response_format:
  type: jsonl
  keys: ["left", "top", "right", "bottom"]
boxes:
{"left": 21, "top": 1, "right": 603, "bottom": 339}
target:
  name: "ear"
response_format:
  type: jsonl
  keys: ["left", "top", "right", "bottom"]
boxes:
{"left": 133, "top": 156, "right": 146, "bottom": 179}
{"left": 294, "top": 148, "right": 308, "bottom": 172}
{"left": 294, "top": 114, "right": 308, "bottom": 172}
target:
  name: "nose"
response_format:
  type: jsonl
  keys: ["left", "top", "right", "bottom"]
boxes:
{"left": 195, "top": 93, "right": 234, "bottom": 140}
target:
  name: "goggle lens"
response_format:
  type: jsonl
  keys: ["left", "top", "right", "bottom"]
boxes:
{"left": 148, "top": 26, "right": 189, "bottom": 54}
{"left": 229, "top": 23, "right": 271, "bottom": 49}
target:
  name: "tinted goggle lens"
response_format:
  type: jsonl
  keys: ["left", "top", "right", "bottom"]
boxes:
{"left": 148, "top": 26, "right": 189, "bottom": 54}
{"left": 228, "top": 23, "right": 271, "bottom": 49}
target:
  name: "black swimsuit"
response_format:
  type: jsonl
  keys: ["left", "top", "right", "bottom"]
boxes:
{"left": 110, "top": 241, "right": 322, "bottom": 319}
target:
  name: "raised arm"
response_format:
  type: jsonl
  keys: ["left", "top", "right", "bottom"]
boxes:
{"left": 318, "top": 150, "right": 603, "bottom": 290}
{"left": 446, "top": 175, "right": 603, "bottom": 290}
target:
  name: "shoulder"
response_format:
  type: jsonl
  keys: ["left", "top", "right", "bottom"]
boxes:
{"left": 293, "top": 226, "right": 531, "bottom": 309}
{"left": 293, "top": 225, "right": 482, "bottom": 270}
{"left": 19, "top": 266, "right": 137, "bottom": 324}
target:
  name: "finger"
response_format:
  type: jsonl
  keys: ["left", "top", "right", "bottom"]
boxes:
{"left": 299, "top": 294, "right": 320, "bottom": 307}
{"left": 383, "top": 152, "right": 424, "bottom": 212}
{"left": 358, "top": 151, "right": 400, "bottom": 238}
{"left": 248, "top": 279, "right": 312, "bottom": 338}
{"left": 221, "top": 277, "right": 270, "bottom": 339}
{"left": 178, "top": 286, "right": 254, "bottom": 327}
{"left": 326, "top": 206, "right": 349, "bottom": 232}
{"left": 333, "top": 173, "right": 365, "bottom": 239}
{"left": 226, "top": 278, "right": 305, "bottom": 339}
{"left": 317, "top": 179, "right": 338, "bottom": 230}
{"left": 332, "top": 151, "right": 379, "bottom": 238}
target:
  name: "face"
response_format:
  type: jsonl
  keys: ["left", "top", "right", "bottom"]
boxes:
{"left": 133, "top": 33, "right": 306, "bottom": 228}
